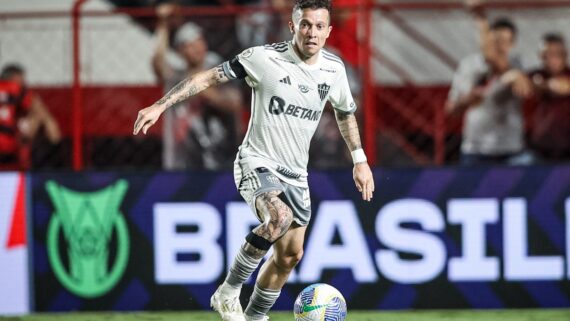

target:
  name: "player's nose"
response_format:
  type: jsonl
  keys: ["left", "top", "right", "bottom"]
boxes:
{"left": 307, "top": 25, "right": 317, "bottom": 36}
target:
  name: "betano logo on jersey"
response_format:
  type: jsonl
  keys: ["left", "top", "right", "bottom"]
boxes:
{"left": 46, "top": 180, "right": 129, "bottom": 298}
{"left": 268, "top": 96, "right": 321, "bottom": 121}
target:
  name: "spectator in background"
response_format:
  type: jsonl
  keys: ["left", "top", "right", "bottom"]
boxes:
{"left": 234, "top": 0, "right": 289, "bottom": 47}
{"left": 0, "top": 64, "right": 61, "bottom": 170}
{"left": 529, "top": 33, "right": 570, "bottom": 162}
{"left": 446, "top": 1, "right": 533, "bottom": 166}
{"left": 152, "top": 3, "right": 243, "bottom": 170}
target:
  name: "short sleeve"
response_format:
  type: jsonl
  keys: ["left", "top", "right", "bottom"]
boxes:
{"left": 448, "top": 56, "right": 479, "bottom": 103}
{"left": 328, "top": 67, "right": 357, "bottom": 113}
{"left": 235, "top": 46, "right": 266, "bottom": 87}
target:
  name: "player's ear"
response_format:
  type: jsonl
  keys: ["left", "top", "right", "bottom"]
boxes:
{"left": 326, "top": 25, "right": 332, "bottom": 39}
{"left": 289, "top": 21, "right": 295, "bottom": 34}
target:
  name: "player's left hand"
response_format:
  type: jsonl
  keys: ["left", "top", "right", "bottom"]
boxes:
{"left": 353, "top": 162, "right": 374, "bottom": 202}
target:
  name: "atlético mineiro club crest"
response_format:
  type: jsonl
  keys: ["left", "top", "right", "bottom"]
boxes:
{"left": 318, "top": 83, "right": 330, "bottom": 101}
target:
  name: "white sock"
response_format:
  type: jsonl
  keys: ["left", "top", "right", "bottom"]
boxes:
{"left": 245, "top": 284, "right": 280, "bottom": 319}
{"left": 220, "top": 281, "right": 241, "bottom": 297}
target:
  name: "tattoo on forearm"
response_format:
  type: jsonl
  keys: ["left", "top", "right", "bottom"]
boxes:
{"left": 155, "top": 66, "right": 227, "bottom": 108}
{"left": 335, "top": 111, "right": 362, "bottom": 151}
{"left": 215, "top": 65, "right": 226, "bottom": 84}
{"left": 156, "top": 76, "right": 201, "bottom": 107}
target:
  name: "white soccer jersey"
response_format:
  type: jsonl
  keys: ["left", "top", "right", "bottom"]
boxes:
{"left": 227, "top": 41, "right": 356, "bottom": 187}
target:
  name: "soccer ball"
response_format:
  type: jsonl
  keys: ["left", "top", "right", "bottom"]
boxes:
{"left": 293, "top": 283, "right": 347, "bottom": 321}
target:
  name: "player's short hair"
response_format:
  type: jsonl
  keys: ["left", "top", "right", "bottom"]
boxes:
{"left": 292, "top": 0, "right": 332, "bottom": 17}
{"left": 0, "top": 64, "right": 24, "bottom": 80}
{"left": 543, "top": 32, "right": 565, "bottom": 45}
{"left": 490, "top": 17, "right": 517, "bottom": 36}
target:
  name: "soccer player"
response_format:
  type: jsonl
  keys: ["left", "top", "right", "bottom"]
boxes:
{"left": 133, "top": 1, "right": 374, "bottom": 320}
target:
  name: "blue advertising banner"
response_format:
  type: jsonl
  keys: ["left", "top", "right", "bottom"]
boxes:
{"left": 31, "top": 167, "right": 570, "bottom": 311}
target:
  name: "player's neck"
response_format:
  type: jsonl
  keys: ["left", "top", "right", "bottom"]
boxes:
{"left": 292, "top": 40, "right": 319, "bottom": 65}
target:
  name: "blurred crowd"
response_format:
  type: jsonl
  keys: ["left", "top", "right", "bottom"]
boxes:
{"left": 0, "top": 0, "right": 569, "bottom": 171}
{"left": 446, "top": 0, "right": 570, "bottom": 166}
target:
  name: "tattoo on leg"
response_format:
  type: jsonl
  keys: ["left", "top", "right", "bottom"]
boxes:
{"left": 253, "top": 191, "right": 293, "bottom": 243}
{"left": 243, "top": 242, "right": 268, "bottom": 260}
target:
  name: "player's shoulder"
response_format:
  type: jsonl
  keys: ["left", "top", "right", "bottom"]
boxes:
{"left": 237, "top": 42, "right": 290, "bottom": 61}
{"left": 320, "top": 49, "right": 347, "bottom": 79}
{"left": 321, "top": 48, "right": 345, "bottom": 68}
{"left": 237, "top": 45, "right": 264, "bottom": 60}
{"left": 263, "top": 41, "right": 290, "bottom": 53}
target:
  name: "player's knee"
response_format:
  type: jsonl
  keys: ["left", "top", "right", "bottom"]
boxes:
{"left": 275, "top": 248, "right": 303, "bottom": 271}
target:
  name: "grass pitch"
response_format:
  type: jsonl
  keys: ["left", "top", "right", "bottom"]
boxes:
{"left": 1, "top": 309, "right": 569, "bottom": 321}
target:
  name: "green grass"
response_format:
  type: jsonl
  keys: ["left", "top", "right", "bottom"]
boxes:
{"left": 1, "top": 310, "right": 570, "bottom": 321}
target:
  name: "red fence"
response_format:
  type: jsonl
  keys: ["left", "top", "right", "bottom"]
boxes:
{"left": 1, "top": 1, "right": 569, "bottom": 170}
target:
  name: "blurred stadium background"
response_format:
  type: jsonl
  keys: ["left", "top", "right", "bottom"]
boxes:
{"left": 1, "top": 0, "right": 570, "bottom": 320}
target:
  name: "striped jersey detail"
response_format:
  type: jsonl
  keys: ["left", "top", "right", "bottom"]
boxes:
{"left": 264, "top": 41, "right": 289, "bottom": 52}
{"left": 322, "top": 50, "right": 344, "bottom": 66}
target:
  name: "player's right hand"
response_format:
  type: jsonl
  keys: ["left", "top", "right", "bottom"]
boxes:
{"left": 133, "top": 104, "right": 164, "bottom": 135}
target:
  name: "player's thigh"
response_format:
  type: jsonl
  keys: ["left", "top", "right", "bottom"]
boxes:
{"left": 237, "top": 167, "right": 286, "bottom": 222}
{"left": 273, "top": 223, "right": 307, "bottom": 266}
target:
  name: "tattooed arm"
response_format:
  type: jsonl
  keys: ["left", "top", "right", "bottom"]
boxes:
{"left": 334, "top": 110, "right": 363, "bottom": 151}
{"left": 334, "top": 110, "right": 375, "bottom": 202}
{"left": 133, "top": 64, "right": 230, "bottom": 135}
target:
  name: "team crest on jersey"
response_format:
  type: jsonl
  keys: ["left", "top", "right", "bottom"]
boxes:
{"left": 318, "top": 83, "right": 330, "bottom": 101}
{"left": 241, "top": 48, "right": 254, "bottom": 58}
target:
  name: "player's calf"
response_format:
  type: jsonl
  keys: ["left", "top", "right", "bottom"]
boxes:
{"left": 273, "top": 248, "right": 303, "bottom": 273}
